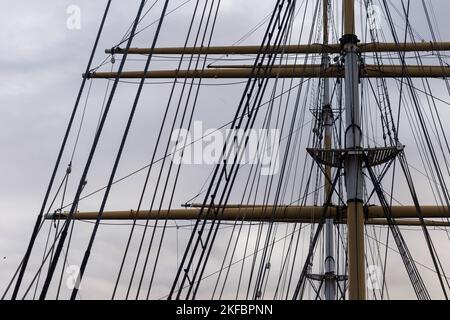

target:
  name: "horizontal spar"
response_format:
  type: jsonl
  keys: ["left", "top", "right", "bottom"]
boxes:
{"left": 45, "top": 205, "right": 450, "bottom": 226}
{"left": 85, "top": 65, "right": 450, "bottom": 79}
{"left": 105, "top": 42, "right": 450, "bottom": 55}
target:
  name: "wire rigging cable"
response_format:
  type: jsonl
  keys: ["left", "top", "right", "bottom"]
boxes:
{"left": 111, "top": 0, "right": 214, "bottom": 300}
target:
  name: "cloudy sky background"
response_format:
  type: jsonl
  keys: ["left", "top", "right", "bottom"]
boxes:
{"left": 1, "top": 0, "right": 450, "bottom": 300}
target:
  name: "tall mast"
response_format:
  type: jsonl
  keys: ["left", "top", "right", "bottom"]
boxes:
{"left": 322, "top": 0, "right": 336, "bottom": 301}
{"left": 342, "top": 0, "right": 365, "bottom": 300}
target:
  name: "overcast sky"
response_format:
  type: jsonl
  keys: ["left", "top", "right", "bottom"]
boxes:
{"left": 2, "top": 0, "right": 450, "bottom": 300}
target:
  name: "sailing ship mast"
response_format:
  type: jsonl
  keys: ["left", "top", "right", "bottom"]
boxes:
{"left": 80, "top": 0, "right": 450, "bottom": 300}
{"left": 8, "top": 0, "right": 450, "bottom": 300}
